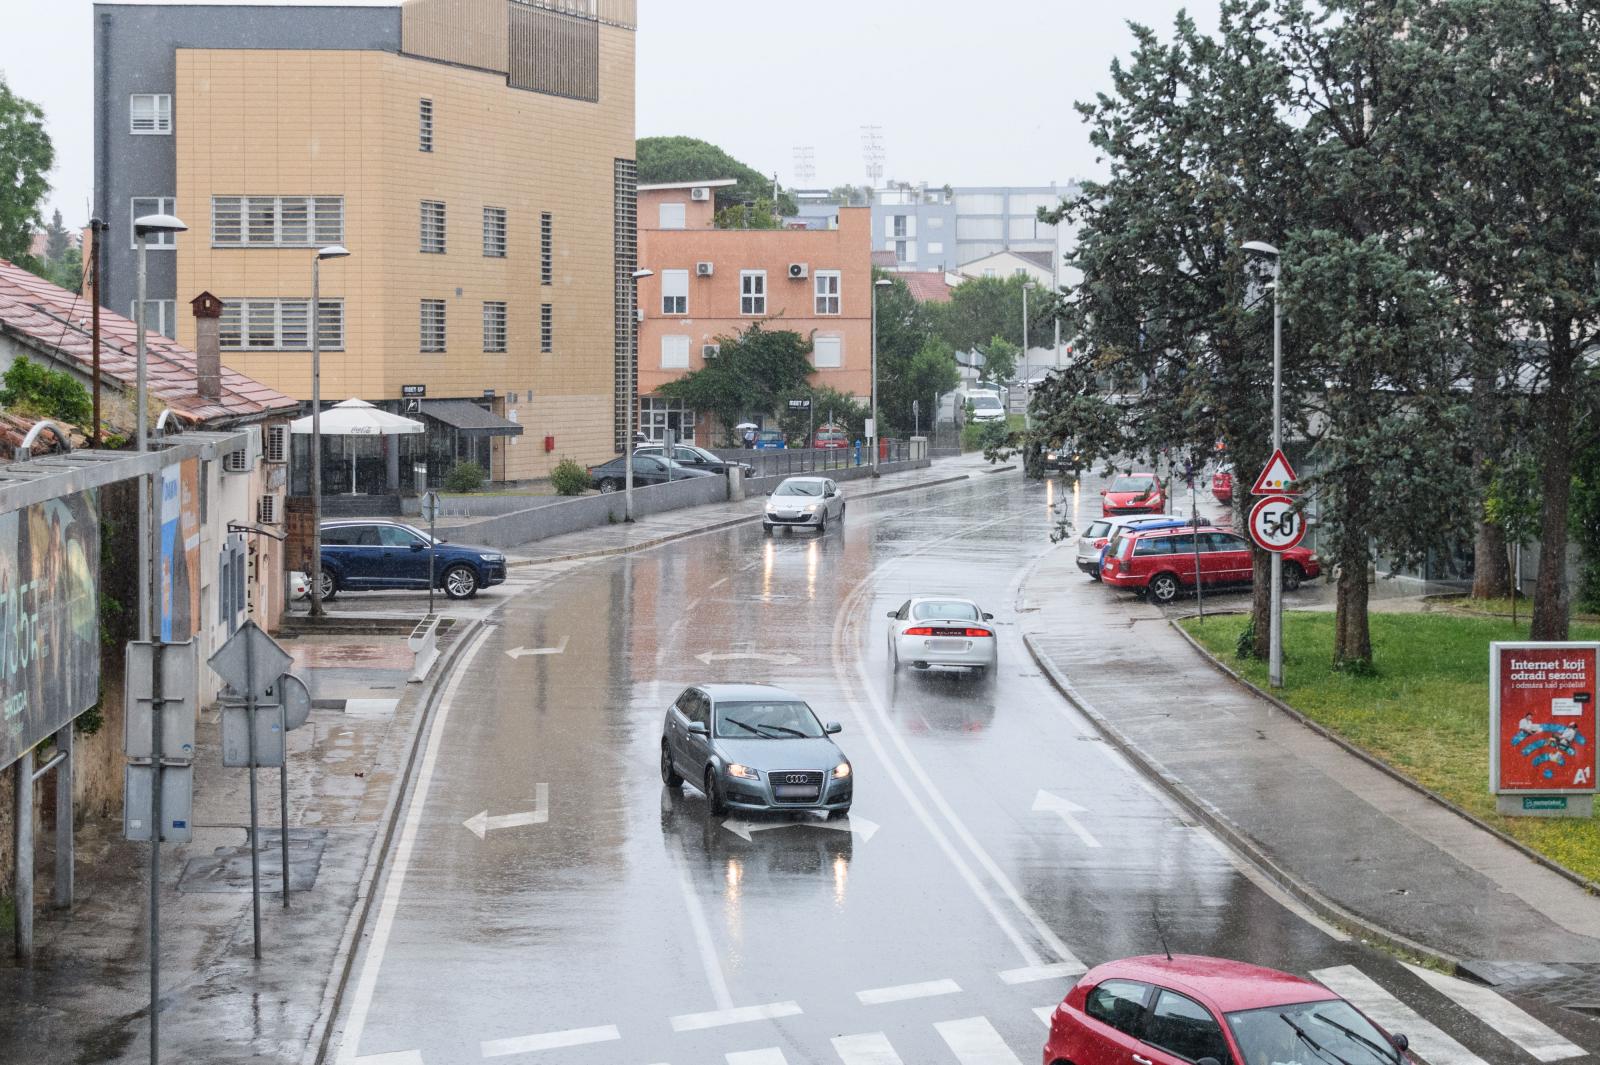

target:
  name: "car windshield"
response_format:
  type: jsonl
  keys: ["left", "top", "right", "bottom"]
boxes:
{"left": 1111, "top": 475, "right": 1156, "bottom": 493}
{"left": 1084, "top": 520, "right": 1112, "bottom": 538}
{"left": 911, "top": 600, "right": 980, "bottom": 621}
{"left": 774, "top": 481, "right": 824, "bottom": 497}
{"left": 714, "top": 700, "right": 824, "bottom": 739}
{"left": 969, "top": 395, "right": 1003, "bottom": 410}
{"left": 1228, "top": 999, "right": 1400, "bottom": 1065}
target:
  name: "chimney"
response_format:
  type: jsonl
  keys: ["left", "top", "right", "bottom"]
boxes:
{"left": 190, "top": 291, "right": 222, "bottom": 401}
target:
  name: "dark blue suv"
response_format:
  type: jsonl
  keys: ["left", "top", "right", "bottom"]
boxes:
{"left": 316, "top": 520, "right": 507, "bottom": 601}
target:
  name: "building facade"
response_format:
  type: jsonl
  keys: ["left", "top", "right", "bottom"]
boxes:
{"left": 868, "top": 183, "right": 1075, "bottom": 276}
{"left": 635, "top": 182, "right": 873, "bottom": 445}
{"left": 93, "top": 0, "right": 637, "bottom": 485}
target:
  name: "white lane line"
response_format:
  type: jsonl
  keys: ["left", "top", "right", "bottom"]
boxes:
{"left": 479, "top": 1024, "right": 620, "bottom": 1057}
{"left": 1192, "top": 829, "right": 1351, "bottom": 943}
{"left": 670, "top": 1001, "right": 803, "bottom": 1032}
{"left": 934, "top": 1016, "right": 1026, "bottom": 1065}
{"left": 726, "top": 1050, "right": 787, "bottom": 1065}
{"left": 709, "top": 576, "right": 730, "bottom": 589}
{"left": 832, "top": 1031, "right": 906, "bottom": 1064}
{"left": 856, "top": 978, "right": 962, "bottom": 1005}
{"left": 671, "top": 847, "right": 735, "bottom": 1011}
{"left": 1033, "top": 1006, "right": 1054, "bottom": 1025}
{"left": 1402, "top": 963, "right": 1584, "bottom": 1062}
{"left": 334, "top": 626, "right": 492, "bottom": 1065}
{"left": 1311, "top": 966, "right": 1490, "bottom": 1065}
{"left": 999, "top": 961, "right": 1088, "bottom": 985}
{"left": 352, "top": 1053, "right": 425, "bottom": 1065}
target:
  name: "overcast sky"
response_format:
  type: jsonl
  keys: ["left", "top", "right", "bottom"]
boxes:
{"left": 4, "top": 0, "right": 1214, "bottom": 225}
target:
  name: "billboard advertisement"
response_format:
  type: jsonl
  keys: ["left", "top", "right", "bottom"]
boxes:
{"left": 1490, "top": 642, "right": 1598, "bottom": 794}
{"left": 160, "top": 459, "right": 202, "bottom": 642}
{"left": 0, "top": 492, "right": 101, "bottom": 769}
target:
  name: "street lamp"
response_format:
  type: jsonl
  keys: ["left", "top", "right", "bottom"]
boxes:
{"left": 871, "top": 277, "right": 893, "bottom": 475}
{"left": 626, "top": 268, "right": 653, "bottom": 520}
{"left": 133, "top": 212, "right": 187, "bottom": 641}
{"left": 1022, "top": 279, "right": 1037, "bottom": 394}
{"left": 1242, "top": 240, "right": 1284, "bottom": 688}
{"left": 308, "top": 244, "right": 350, "bottom": 618}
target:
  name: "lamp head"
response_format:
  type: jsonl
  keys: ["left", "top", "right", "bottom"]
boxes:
{"left": 1241, "top": 240, "right": 1280, "bottom": 257}
{"left": 134, "top": 213, "right": 187, "bottom": 237}
{"left": 317, "top": 245, "right": 350, "bottom": 260}
{"left": 874, "top": 278, "right": 893, "bottom": 288}
{"left": 632, "top": 268, "right": 655, "bottom": 280}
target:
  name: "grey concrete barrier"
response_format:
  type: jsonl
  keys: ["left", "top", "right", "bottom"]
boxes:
{"left": 436, "top": 472, "right": 730, "bottom": 549}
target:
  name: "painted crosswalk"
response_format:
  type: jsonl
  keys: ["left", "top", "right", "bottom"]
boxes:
{"left": 1401, "top": 963, "right": 1585, "bottom": 1062}
{"left": 934, "top": 1016, "right": 1027, "bottom": 1065}
{"left": 1312, "top": 965, "right": 1491, "bottom": 1065}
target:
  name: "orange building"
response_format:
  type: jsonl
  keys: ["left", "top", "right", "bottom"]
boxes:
{"left": 635, "top": 180, "right": 872, "bottom": 444}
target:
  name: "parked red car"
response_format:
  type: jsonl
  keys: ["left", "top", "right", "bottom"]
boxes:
{"left": 1211, "top": 465, "right": 1234, "bottom": 507}
{"left": 813, "top": 423, "right": 850, "bottom": 450}
{"left": 1101, "top": 473, "right": 1167, "bottom": 517}
{"left": 1100, "top": 525, "right": 1319, "bottom": 604}
{"left": 1043, "top": 955, "right": 1413, "bottom": 1065}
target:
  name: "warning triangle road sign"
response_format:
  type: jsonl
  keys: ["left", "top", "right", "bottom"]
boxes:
{"left": 1251, "top": 449, "right": 1300, "bottom": 495}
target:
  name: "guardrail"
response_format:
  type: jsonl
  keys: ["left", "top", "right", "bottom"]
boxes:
{"left": 408, "top": 614, "right": 441, "bottom": 683}
{"left": 718, "top": 441, "right": 914, "bottom": 477}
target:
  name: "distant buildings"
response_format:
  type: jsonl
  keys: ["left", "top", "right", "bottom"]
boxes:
{"left": 868, "top": 183, "right": 1075, "bottom": 276}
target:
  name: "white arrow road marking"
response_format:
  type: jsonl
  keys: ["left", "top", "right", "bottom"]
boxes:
{"left": 720, "top": 815, "right": 880, "bottom": 842}
{"left": 463, "top": 783, "right": 548, "bottom": 839}
{"left": 1031, "top": 790, "right": 1101, "bottom": 848}
{"left": 505, "top": 636, "right": 568, "bottom": 659}
{"left": 694, "top": 650, "right": 802, "bottom": 666}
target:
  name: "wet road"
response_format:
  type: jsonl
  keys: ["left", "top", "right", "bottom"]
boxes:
{"left": 329, "top": 470, "right": 1598, "bottom": 1065}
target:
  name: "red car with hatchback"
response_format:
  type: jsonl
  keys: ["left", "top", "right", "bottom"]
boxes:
{"left": 1101, "top": 473, "right": 1167, "bottom": 517}
{"left": 1211, "top": 465, "right": 1234, "bottom": 507}
{"left": 1043, "top": 955, "right": 1413, "bottom": 1065}
{"left": 1100, "top": 526, "right": 1320, "bottom": 604}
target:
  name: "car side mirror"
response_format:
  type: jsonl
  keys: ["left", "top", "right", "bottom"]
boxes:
{"left": 825, "top": 722, "right": 842, "bottom": 735}
{"left": 886, "top": 610, "right": 898, "bottom": 618}
{"left": 1100, "top": 489, "right": 1107, "bottom": 495}
{"left": 983, "top": 612, "right": 994, "bottom": 621}
{"left": 410, "top": 542, "right": 424, "bottom": 552}
{"left": 1389, "top": 1034, "right": 1409, "bottom": 1053}
{"left": 686, "top": 721, "right": 708, "bottom": 736}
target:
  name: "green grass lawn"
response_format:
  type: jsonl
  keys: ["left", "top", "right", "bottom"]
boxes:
{"left": 1180, "top": 610, "right": 1600, "bottom": 883}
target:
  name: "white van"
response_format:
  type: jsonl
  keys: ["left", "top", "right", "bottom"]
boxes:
{"left": 960, "top": 389, "right": 1007, "bottom": 424}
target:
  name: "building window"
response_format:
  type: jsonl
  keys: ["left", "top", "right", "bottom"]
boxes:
{"left": 130, "top": 197, "right": 177, "bottom": 249}
{"left": 891, "top": 215, "right": 908, "bottom": 238}
{"left": 895, "top": 240, "right": 916, "bottom": 263}
{"left": 419, "top": 98, "right": 433, "bottom": 152}
{"left": 540, "top": 212, "right": 553, "bottom": 284}
{"left": 814, "top": 271, "right": 841, "bottom": 315}
{"left": 812, "top": 334, "right": 842, "bottom": 368}
{"left": 483, "top": 301, "right": 507, "bottom": 352}
{"left": 540, "top": 303, "right": 553, "bottom": 352}
{"left": 420, "top": 201, "right": 446, "bottom": 253}
{"left": 211, "top": 196, "right": 343, "bottom": 247}
{"left": 218, "top": 298, "right": 343, "bottom": 351}
{"left": 483, "top": 207, "right": 507, "bottom": 257}
{"left": 661, "top": 335, "right": 690, "bottom": 369}
{"left": 661, "top": 269, "right": 688, "bottom": 315}
{"left": 129, "top": 299, "right": 177, "bottom": 339}
{"left": 420, "top": 299, "right": 446, "bottom": 352}
{"left": 659, "top": 202, "right": 686, "bottom": 230}
{"left": 129, "top": 94, "right": 172, "bottom": 135}
{"left": 640, "top": 397, "right": 695, "bottom": 443}
{"left": 740, "top": 270, "right": 766, "bottom": 315}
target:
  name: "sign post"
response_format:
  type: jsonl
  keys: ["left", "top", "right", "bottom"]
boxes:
{"left": 420, "top": 491, "right": 440, "bottom": 614}
{"left": 1490, "top": 642, "right": 1598, "bottom": 816}
{"left": 1250, "top": 448, "right": 1300, "bottom": 689}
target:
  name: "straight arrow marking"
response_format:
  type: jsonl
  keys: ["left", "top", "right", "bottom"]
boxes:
{"left": 721, "top": 814, "right": 879, "bottom": 842}
{"left": 1032, "top": 789, "right": 1101, "bottom": 848}
{"left": 464, "top": 783, "right": 549, "bottom": 839}
{"left": 505, "top": 636, "right": 569, "bottom": 659}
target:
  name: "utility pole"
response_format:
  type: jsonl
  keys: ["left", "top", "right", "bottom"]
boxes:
{"left": 89, "top": 219, "right": 106, "bottom": 447}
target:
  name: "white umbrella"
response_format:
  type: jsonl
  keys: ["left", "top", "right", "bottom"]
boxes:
{"left": 291, "top": 398, "right": 425, "bottom": 495}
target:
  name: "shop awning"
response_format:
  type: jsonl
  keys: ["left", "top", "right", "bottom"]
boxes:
{"left": 420, "top": 399, "right": 524, "bottom": 437}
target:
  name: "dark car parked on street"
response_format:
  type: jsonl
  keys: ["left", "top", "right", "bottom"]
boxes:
{"left": 317, "top": 519, "right": 506, "bottom": 601}
{"left": 588, "top": 453, "right": 716, "bottom": 492}
{"left": 633, "top": 443, "right": 753, "bottom": 476}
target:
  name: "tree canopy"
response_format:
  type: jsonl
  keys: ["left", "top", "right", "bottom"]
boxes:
{"left": 636, "top": 136, "right": 797, "bottom": 216}
{"left": 656, "top": 324, "right": 814, "bottom": 445}
{"left": 0, "top": 75, "right": 54, "bottom": 267}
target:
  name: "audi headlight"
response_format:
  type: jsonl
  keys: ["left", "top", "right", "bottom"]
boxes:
{"left": 832, "top": 762, "right": 851, "bottom": 780}
{"left": 479, "top": 553, "right": 504, "bottom": 562}
{"left": 727, "top": 763, "right": 759, "bottom": 780}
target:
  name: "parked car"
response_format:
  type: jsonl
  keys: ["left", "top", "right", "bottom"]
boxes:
{"left": 752, "top": 428, "right": 787, "bottom": 449}
{"left": 1211, "top": 464, "right": 1234, "bottom": 507}
{"left": 1101, "top": 472, "right": 1167, "bottom": 516}
{"left": 634, "top": 443, "right": 753, "bottom": 476}
{"left": 1075, "top": 515, "right": 1211, "bottom": 578}
{"left": 290, "top": 571, "right": 311, "bottom": 600}
{"left": 1100, "top": 525, "right": 1319, "bottom": 604}
{"left": 587, "top": 453, "right": 715, "bottom": 492}
{"left": 813, "top": 423, "right": 850, "bottom": 450}
{"left": 1043, "top": 955, "right": 1413, "bottom": 1065}
{"left": 316, "top": 519, "right": 507, "bottom": 601}
{"left": 959, "top": 389, "right": 1007, "bottom": 424}
{"left": 885, "top": 596, "right": 997, "bottom": 676}
{"left": 762, "top": 476, "right": 844, "bottom": 533}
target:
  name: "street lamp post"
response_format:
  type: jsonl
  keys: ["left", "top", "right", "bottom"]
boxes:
{"left": 1243, "top": 240, "right": 1284, "bottom": 688}
{"left": 1021, "top": 280, "right": 1036, "bottom": 393}
{"left": 626, "top": 269, "right": 653, "bottom": 521}
{"left": 871, "top": 277, "right": 892, "bottom": 475}
{"left": 308, "top": 245, "right": 350, "bottom": 618}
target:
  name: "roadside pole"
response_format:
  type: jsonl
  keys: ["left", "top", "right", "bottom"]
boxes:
{"left": 421, "top": 492, "right": 440, "bottom": 615}
{"left": 1188, "top": 463, "right": 1204, "bottom": 620}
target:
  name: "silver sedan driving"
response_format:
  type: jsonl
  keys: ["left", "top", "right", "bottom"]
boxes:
{"left": 886, "top": 596, "right": 998, "bottom": 676}
{"left": 762, "top": 476, "right": 844, "bottom": 533}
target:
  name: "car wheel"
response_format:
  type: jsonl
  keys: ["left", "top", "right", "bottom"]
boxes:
{"left": 443, "top": 564, "right": 478, "bottom": 600}
{"left": 817, "top": 511, "right": 827, "bottom": 533}
{"left": 889, "top": 637, "right": 902, "bottom": 673}
{"left": 660, "top": 742, "right": 683, "bottom": 788}
{"left": 1282, "top": 562, "right": 1304, "bottom": 592}
{"left": 316, "top": 571, "right": 338, "bottom": 602}
{"left": 762, "top": 523, "right": 773, "bottom": 534}
{"left": 1147, "top": 572, "right": 1181, "bottom": 604}
{"left": 704, "top": 767, "right": 727, "bottom": 816}
{"left": 839, "top": 502, "right": 846, "bottom": 521}
{"left": 598, "top": 478, "right": 619, "bottom": 494}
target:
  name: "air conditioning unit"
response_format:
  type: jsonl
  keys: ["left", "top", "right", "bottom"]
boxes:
{"left": 258, "top": 493, "right": 279, "bottom": 525}
{"left": 264, "top": 423, "right": 289, "bottom": 464}
{"left": 702, "top": 344, "right": 720, "bottom": 359}
{"left": 787, "top": 262, "right": 809, "bottom": 280}
{"left": 695, "top": 261, "right": 714, "bottom": 277}
{"left": 690, "top": 187, "right": 710, "bottom": 202}
{"left": 222, "top": 425, "right": 261, "bottom": 474}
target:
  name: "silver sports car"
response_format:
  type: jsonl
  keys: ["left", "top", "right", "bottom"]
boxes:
{"left": 661, "top": 683, "right": 853, "bottom": 817}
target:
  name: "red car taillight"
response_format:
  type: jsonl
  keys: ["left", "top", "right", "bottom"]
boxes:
{"left": 904, "top": 626, "right": 936, "bottom": 636}
{"left": 964, "top": 628, "right": 993, "bottom": 637}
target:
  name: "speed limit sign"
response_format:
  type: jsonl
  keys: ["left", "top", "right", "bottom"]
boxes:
{"left": 1248, "top": 494, "right": 1306, "bottom": 552}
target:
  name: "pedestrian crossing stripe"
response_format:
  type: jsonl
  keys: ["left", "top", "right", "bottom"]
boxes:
{"left": 1312, "top": 965, "right": 1489, "bottom": 1065}
{"left": 1402, "top": 963, "right": 1584, "bottom": 1062}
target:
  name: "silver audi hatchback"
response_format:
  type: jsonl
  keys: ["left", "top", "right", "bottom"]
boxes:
{"left": 660, "top": 683, "right": 853, "bottom": 818}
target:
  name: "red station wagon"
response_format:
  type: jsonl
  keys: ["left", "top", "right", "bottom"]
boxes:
{"left": 1100, "top": 525, "right": 1320, "bottom": 604}
{"left": 1044, "top": 955, "right": 1414, "bottom": 1065}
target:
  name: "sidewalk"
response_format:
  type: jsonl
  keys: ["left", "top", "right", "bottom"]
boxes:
{"left": 0, "top": 625, "right": 472, "bottom": 1065}
{"left": 1020, "top": 544, "right": 1600, "bottom": 989}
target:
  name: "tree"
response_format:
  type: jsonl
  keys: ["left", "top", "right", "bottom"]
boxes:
{"left": 656, "top": 325, "right": 814, "bottom": 444}
{"left": 713, "top": 198, "right": 781, "bottom": 231}
{"left": 0, "top": 356, "right": 92, "bottom": 425}
{"left": 778, "top": 385, "right": 867, "bottom": 444}
{"left": 979, "top": 336, "right": 1018, "bottom": 385}
{"left": 935, "top": 274, "right": 1054, "bottom": 364}
{"left": 636, "top": 136, "right": 797, "bottom": 215}
{"left": 868, "top": 273, "right": 959, "bottom": 434}
{"left": 43, "top": 208, "right": 70, "bottom": 263}
{"left": 0, "top": 75, "right": 54, "bottom": 266}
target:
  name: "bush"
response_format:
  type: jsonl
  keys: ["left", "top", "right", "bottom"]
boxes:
{"left": 550, "top": 457, "right": 590, "bottom": 496}
{"left": 961, "top": 418, "right": 1011, "bottom": 452}
{"left": 443, "top": 461, "right": 487, "bottom": 493}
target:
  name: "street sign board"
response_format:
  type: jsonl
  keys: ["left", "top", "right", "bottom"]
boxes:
{"left": 1251, "top": 449, "right": 1299, "bottom": 495}
{"left": 207, "top": 621, "right": 293, "bottom": 703}
{"left": 788, "top": 398, "right": 811, "bottom": 410}
{"left": 124, "top": 764, "right": 193, "bottom": 842}
{"left": 221, "top": 701, "right": 286, "bottom": 768}
{"left": 1247, "top": 495, "right": 1306, "bottom": 552}
{"left": 420, "top": 491, "right": 441, "bottom": 525}
{"left": 281, "top": 673, "right": 312, "bottom": 731}
{"left": 1489, "top": 642, "right": 1598, "bottom": 816}
{"left": 401, "top": 384, "right": 426, "bottom": 398}
{"left": 124, "top": 640, "right": 199, "bottom": 762}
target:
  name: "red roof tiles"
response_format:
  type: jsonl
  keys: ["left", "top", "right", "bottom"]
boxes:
{"left": 901, "top": 271, "right": 954, "bottom": 303}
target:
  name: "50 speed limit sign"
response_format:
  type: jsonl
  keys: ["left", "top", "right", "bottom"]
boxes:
{"left": 1248, "top": 494, "right": 1306, "bottom": 552}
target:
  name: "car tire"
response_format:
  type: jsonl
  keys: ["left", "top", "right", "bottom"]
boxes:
{"left": 443, "top": 564, "right": 479, "bottom": 600}
{"left": 660, "top": 742, "right": 683, "bottom": 788}
{"left": 827, "top": 805, "right": 851, "bottom": 820}
{"left": 316, "top": 571, "right": 338, "bottom": 602}
{"left": 1147, "top": 572, "right": 1181, "bottom": 604}
{"left": 1282, "top": 562, "right": 1304, "bottom": 592}
{"left": 889, "top": 638, "right": 901, "bottom": 673}
{"left": 817, "top": 511, "right": 827, "bottom": 533}
{"left": 839, "top": 502, "right": 846, "bottom": 521}
{"left": 762, "top": 523, "right": 773, "bottom": 534}
{"left": 704, "top": 767, "right": 727, "bottom": 816}
{"left": 598, "top": 478, "right": 620, "bottom": 494}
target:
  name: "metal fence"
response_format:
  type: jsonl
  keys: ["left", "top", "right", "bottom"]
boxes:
{"left": 715, "top": 441, "right": 914, "bottom": 478}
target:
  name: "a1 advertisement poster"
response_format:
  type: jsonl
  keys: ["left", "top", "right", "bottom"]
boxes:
{"left": 1492, "top": 642, "right": 1599, "bottom": 793}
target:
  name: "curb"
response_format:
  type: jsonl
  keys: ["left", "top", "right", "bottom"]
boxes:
{"left": 1166, "top": 617, "right": 1600, "bottom": 899}
{"left": 1021, "top": 630, "right": 1469, "bottom": 976}
{"left": 507, "top": 472, "right": 975, "bottom": 567}
{"left": 306, "top": 617, "right": 486, "bottom": 1065}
